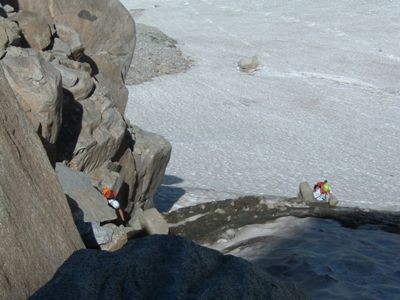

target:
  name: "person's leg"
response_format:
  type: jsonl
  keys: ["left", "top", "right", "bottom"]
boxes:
{"left": 108, "top": 199, "right": 126, "bottom": 225}
{"left": 117, "top": 208, "right": 126, "bottom": 224}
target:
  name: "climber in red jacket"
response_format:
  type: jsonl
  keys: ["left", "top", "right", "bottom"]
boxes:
{"left": 102, "top": 187, "right": 126, "bottom": 225}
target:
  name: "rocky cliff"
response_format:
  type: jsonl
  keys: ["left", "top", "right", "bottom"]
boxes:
{"left": 0, "top": 0, "right": 171, "bottom": 231}
{"left": 0, "top": 0, "right": 172, "bottom": 297}
{"left": 0, "top": 67, "right": 84, "bottom": 300}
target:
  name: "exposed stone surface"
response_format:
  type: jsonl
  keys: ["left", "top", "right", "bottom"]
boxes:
{"left": 89, "top": 162, "right": 124, "bottom": 195}
{"left": 118, "top": 147, "right": 138, "bottom": 208}
{"left": 51, "top": 37, "right": 71, "bottom": 56}
{"left": 328, "top": 195, "right": 339, "bottom": 207}
{"left": 238, "top": 56, "right": 259, "bottom": 73}
{"left": 126, "top": 23, "right": 192, "bottom": 85}
{"left": 93, "top": 72, "right": 129, "bottom": 113}
{"left": 128, "top": 126, "right": 172, "bottom": 212}
{"left": 129, "top": 208, "right": 169, "bottom": 235}
{"left": 74, "top": 221, "right": 114, "bottom": 248}
{"left": 31, "top": 236, "right": 305, "bottom": 300}
{"left": 166, "top": 196, "right": 400, "bottom": 245}
{"left": 90, "top": 222, "right": 113, "bottom": 245}
{"left": 100, "top": 224, "right": 138, "bottom": 251}
{"left": 9, "top": 0, "right": 171, "bottom": 222}
{"left": 0, "top": 18, "right": 20, "bottom": 57}
{"left": 57, "top": 92, "right": 126, "bottom": 173}
{"left": 15, "top": 11, "right": 52, "bottom": 50}
{"left": 0, "top": 67, "right": 83, "bottom": 300}
{"left": 55, "top": 163, "right": 116, "bottom": 223}
{"left": 140, "top": 208, "right": 169, "bottom": 235}
{"left": 298, "top": 182, "right": 339, "bottom": 207}
{"left": 3, "top": 4, "right": 15, "bottom": 15}
{"left": 0, "top": 23, "right": 6, "bottom": 57}
{"left": 51, "top": 57, "right": 94, "bottom": 100}
{"left": 53, "top": 23, "right": 83, "bottom": 59}
{"left": 1, "top": 48, "right": 63, "bottom": 157}
{"left": 18, "top": 0, "right": 136, "bottom": 113}
{"left": 298, "top": 182, "right": 315, "bottom": 203}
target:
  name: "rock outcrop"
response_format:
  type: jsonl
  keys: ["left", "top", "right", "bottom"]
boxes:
{"left": 1, "top": 47, "right": 63, "bottom": 158}
{"left": 128, "top": 126, "right": 172, "bottom": 213}
{"left": 17, "top": 0, "right": 135, "bottom": 113}
{"left": 0, "top": 0, "right": 171, "bottom": 250}
{"left": 14, "top": 11, "right": 52, "bottom": 50}
{"left": 126, "top": 23, "right": 192, "bottom": 85}
{"left": 0, "top": 1, "right": 171, "bottom": 216}
{"left": 55, "top": 163, "right": 116, "bottom": 223}
{"left": 31, "top": 235, "right": 305, "bottom": 300}
{"left": 0, "top": 18, "right": 20, "bottom": 57}
{"left": 0, "top": 67, "right": 83, "bottom": 300}
{"left": 166, "top": 196, "right": 400, "bottom": 245}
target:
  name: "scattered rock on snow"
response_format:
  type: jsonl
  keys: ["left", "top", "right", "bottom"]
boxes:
{"left": 238, "top": 55, "right": 260, "bottom": 73}
{"left": 298, "top": 182, "right": 315, "bottom": 203}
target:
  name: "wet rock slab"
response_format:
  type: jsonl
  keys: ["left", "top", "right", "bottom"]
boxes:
{"left": 165, "top": 196, "right": 400, "bottom": 245}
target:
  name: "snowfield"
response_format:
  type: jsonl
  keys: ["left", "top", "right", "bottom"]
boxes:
{"left": 122, "top": 0, "right": 400, "bottom": 211}
{"left": 120, "top": 1, "right": 400, "bottom": 299}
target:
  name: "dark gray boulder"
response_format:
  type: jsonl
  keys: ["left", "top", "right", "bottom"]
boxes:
{"left": 31, "top": 235, "right": 306, "bottom": 300}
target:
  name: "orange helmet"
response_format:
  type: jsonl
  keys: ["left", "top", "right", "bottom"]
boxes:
{"left": 102, "top": 188, "right": 112, "bottom": 199}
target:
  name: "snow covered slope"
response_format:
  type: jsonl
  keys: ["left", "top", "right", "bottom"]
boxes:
{"left": 122, "top": 0, "right": 400, "bottom": 210}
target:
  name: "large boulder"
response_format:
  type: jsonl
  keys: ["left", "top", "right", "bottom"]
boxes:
{"left": 51, "top": 56, "right": 94, "bottom": 101}
{"left": 31, "top": 236, "right": 305, "bottom": 300}
{"left": 128, "top": 126, "right": 172, "bottom": 213}
{"left": 0, "top": 18, "right": 20, "bottom": 57}
{"left": 298, "top": 182, "right": 315, "bottom": 203}
{"left": 14, "top": 11, "right": 52, "bottom": 50}
{"left": 57, "top": 91, "right": 126, "bottom": 173}
{"left": 17, "top": 0, "right": 135, "bottom": 113}
{"left": 1, "top": 48, "right": 63, "bottom": 158}
{"left": 0, "top": 67, "right": 83, "bottom": 300}
{"left": 53, "top": 23, "right": 84, "bottom": 59}
{"left": 55, "top": 163, "right": 116, "bottom": 223}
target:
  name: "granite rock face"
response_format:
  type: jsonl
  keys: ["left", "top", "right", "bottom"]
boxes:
{"left": 31, "top": 235, "right": 305, "bottom": 300}
{"left": 0, "top": 18, "right": 20, "bottom": 57}
{"left": 17, "top": 0, "right": 135, "bottom": 113}
{"left": 0, "top": 67, "right": 83, "bottom": 300}
{"left": 129, "top": 126, "right": 172, "bottom": 213}
{"left": 14, "top": 11, "right": 52, "bottom": 50}
{"left": 55, "top": 163, "right": 116, "bottom": 223}
{"left": 2, "top": 0, "right": 171, "bottom": 225}
{"left": 62, "top": 93, "right": 127, "bottom": 173}
{"left": 1, "top": 48, "right": 63, "bottom": 157}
